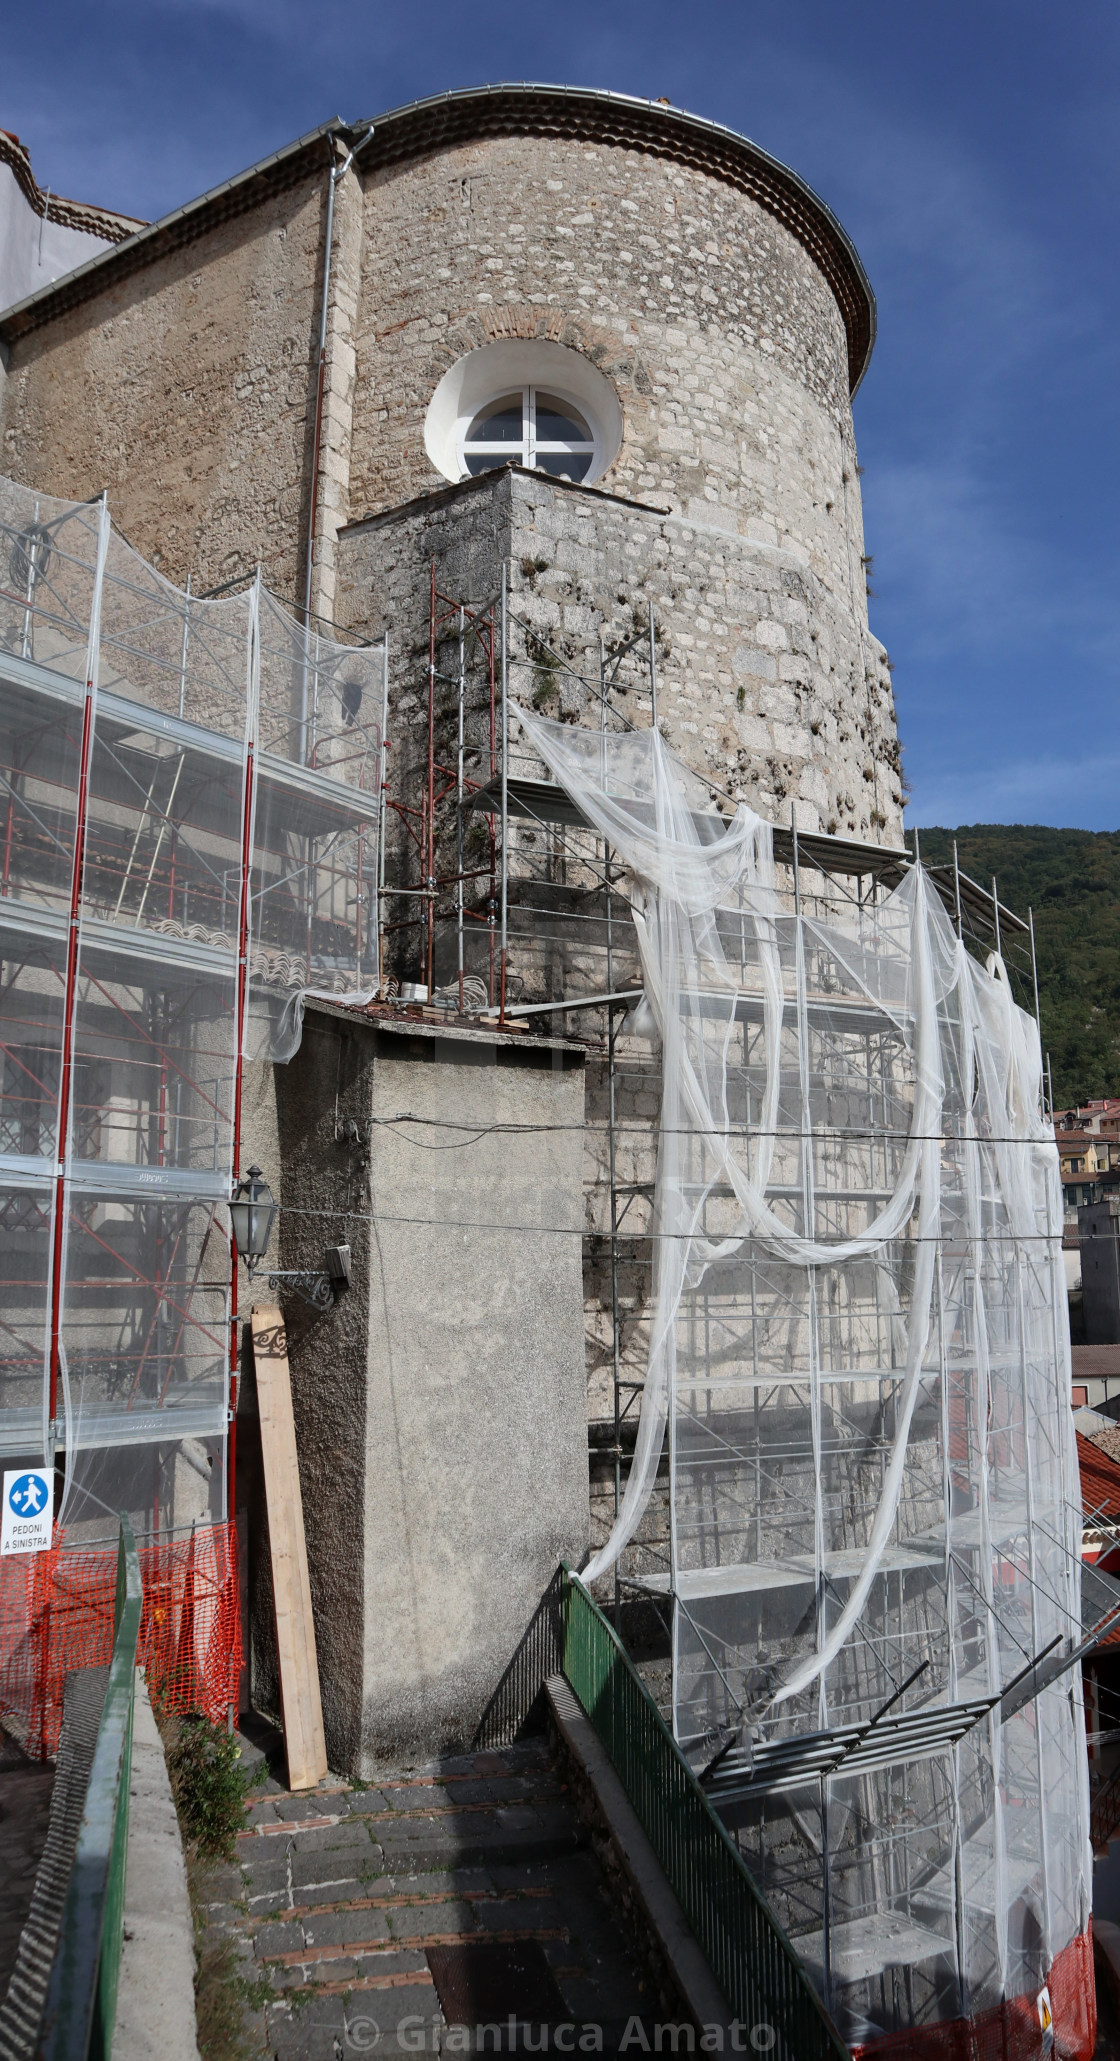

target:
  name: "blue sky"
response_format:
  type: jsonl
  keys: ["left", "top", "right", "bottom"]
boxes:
{"left": 5, "top": 1, "right": 1118, "bottom": 830}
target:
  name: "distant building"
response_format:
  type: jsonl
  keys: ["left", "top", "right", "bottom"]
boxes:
{"left": 1071, "top": 1421, "right": 1120, "bottom": 1848}
{"left": 1059, "top": 1128, "right": 1119, "bottom": 1196}
{"left": 1057, "top": 1116, "right": 1120, "bottom": 1353}
{"left": 1055, "top": 1118, "right": 1120, "bottom": 1239}
{"left": 1056, "top": 1097, "right": 1120, "bottom": 1135}
{"left": 0, "top": 130, "right": 141, "bottom": 313}
{"left": 1072, "top": 1343, "right": 1120, "bottom": 1412}
{"left": 1080, "top": 1198, "right": 1120, "bottom": 1347}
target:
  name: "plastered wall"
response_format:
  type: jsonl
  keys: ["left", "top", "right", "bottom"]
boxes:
{"left": 270, "top": 1004, "right": 589, "bottom": 1767}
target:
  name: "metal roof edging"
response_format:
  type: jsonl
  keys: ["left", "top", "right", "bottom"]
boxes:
{"left": 0, "top": 86, "right": 875, "bottom": 390}
{"left": 0, "top": 118, "right": 345, "bottom": 336}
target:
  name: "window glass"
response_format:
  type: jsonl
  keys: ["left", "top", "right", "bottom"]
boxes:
{"left": 533, "top": 450, "right": 593, "bottom": 482}
{"left": 467, "top": 397, "right": 524, "bottom": 444}
{"left": 460, "top": 387, "right": 598, "bottom": 480}
{"left": 534, "top": 395, "right": 592, "bottom": 444}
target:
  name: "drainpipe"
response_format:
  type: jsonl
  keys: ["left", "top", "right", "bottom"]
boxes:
{"left": 302, "top": 122, "right": 375, "bottom": 627}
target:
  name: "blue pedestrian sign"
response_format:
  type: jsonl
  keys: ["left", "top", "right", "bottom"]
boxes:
{"left": 2, "top": 1468, "right": 53, "bottom": 1554}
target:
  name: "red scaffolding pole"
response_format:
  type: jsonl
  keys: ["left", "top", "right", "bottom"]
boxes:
{"left": 227, "top": 582, "right": 259, "bottom": 1536}
{"left": 47, "top": 506, "right": 106, "bottom": 1429}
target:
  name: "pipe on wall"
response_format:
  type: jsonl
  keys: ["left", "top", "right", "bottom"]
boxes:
{"left": 302, "top": 123, "right": 376, "bottom": 628}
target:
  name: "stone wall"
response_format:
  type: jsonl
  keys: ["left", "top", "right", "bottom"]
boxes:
{"left": 0, "top": 118, "right": 898, "bottom": 823}
{"left": 338, "top": 466, "right": 901, "bottom": 843}
{"left": 350, "top": 135, "right": 863, "bottom": 615}
{"left": 0, "top": 174, "right": 327, "bottom": 601}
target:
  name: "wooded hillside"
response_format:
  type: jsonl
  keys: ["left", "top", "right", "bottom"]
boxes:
{"left": 917, "top": 826, "right": 1120, "bottom": 1108}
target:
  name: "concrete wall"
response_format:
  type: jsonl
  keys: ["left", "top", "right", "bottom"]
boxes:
{"left": 272, "top": 1003, "right": 589, "bottom": 1768}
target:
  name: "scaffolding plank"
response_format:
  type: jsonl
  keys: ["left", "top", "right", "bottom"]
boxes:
{"left": 796, "top": 1915, "right": 951, "bottom": 1986}
{"left": 61, "top": 1399, "right": 230, "bottom": 1451}
{"left": 257, "top": 750, "right": 381, "bottom": 832}
{"left": 464, "top": 773, "right": 914, "bottom": 883}
{"left": 463, "top": 772, "right": 601, "bottom": 831}
{"left": 0, "top": 645, "right": 86, "bottom": 709}
{"left": 251, "top": 1303, "right": 328, "bottom": 1792}
{"left": 644, "top": 1539, "right": 944, "bottom": 1600}
{"left": 97, "top": 688, "right": 243, "bottom": 765}
{"left": 706, "top": 1689, "right": 1000, "bottom": 1808}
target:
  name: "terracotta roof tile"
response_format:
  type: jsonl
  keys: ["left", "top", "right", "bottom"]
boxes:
{"left": 1077, "top": 1431, "right": 1120, "bottom": 1524}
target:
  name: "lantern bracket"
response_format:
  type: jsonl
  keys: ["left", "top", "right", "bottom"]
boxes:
{"left": 266, "top": 1245, "right": 352, "bottom": 1312}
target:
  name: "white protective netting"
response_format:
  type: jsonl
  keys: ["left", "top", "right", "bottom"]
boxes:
{"left": 516, "top": 706, "right": 1089, "bottom": 2042}
{"left": 0, "top": 468, "right": 381, "bottom": 1541}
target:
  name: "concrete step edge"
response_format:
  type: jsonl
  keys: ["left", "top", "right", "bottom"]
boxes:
{"left": 544, "top": 1675, "right": 735, "bottom": 2036}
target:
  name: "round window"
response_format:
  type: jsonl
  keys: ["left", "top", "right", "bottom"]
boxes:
{"left": 462, "top": 390, "right": 595, "bottom": 482}
{"left": 425, "top": 341, "right": 622, "bottom": 488}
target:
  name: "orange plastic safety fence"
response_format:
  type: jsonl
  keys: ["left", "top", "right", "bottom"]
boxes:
{"left": 0, "top": 1520, "right": 242, "bottom": 1759}
{"left": 851, "top": 1927, "right": 1095, "bottom": 2061}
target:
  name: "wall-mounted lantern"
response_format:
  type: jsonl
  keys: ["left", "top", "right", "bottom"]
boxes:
{"left": 229, "top": 1165, "right": 278, "bottom": 1275}
{"left": 230, "top": 1165, "right": 350, "bottom": 1311}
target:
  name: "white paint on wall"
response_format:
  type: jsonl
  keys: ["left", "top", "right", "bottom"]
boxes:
{"left": 0, "top": 159, "right": 117, "bottom": 316}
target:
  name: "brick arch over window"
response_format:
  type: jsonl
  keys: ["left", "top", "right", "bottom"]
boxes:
{"left": 431, "top": 309, "right": 640, "bottom": 405}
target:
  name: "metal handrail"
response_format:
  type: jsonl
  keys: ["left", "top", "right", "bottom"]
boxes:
{"left": 1092, "top": 1759, "right": 1120, "bottom": 1853}
{"left": 559, "top": 1567, "right": 850, "bottom": 2061}
{"left": 39, "top": 1515, "right": 143, "bottom": 2061}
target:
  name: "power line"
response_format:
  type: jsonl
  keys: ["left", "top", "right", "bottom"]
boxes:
{"left": 266, "top": 1198, "right": 1079, "bottom": 1248}
{"left": 363, "top": 1108, "right": 1082, "bottom": 1150}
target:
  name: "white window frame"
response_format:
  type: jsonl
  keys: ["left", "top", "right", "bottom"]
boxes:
{"left": 458, "top": 385, "right": 598, "bottom": 481}
{"left": 426, "top": 340, "right": 622, "bottom": 488}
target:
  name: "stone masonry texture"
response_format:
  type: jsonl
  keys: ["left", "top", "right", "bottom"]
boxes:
{"left": 0, "top": 105, "right": 901, "bottom": 833}
{"left": 338, "top": 466, "right": 900, "bottom": 842}
{"left": 354, "top": 136, "right": 856, "bottom": 568}
{"left": 1, "top": 173, "right": 328, "bottom": 599}
{"left": 0, "top": 91, "right": 903, "bottom": 1749}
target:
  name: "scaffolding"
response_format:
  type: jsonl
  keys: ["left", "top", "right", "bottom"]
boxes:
{"left": 0, "top": 472, "right": 382, "bottom": 1548}
{"left": 478, "top": 697, "right": 1092, "bottom": 2055}
{"left": 373, "top": 577, "right": 1096, "bottom": 2049}
{"left": 1, "top": 474, "right": 1096, "bottom": 2051}
{"left": 377, "top": 567, "right": 499, "bottom": 1011}
{"left": 380, "top": 577, "right": 1063, "bottom": 1546}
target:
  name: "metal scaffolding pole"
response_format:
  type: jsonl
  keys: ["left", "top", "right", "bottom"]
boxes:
{"left": 500, "top": 559, "right": 509, "bottom": 1023}
{"left": 457, "top": 605, "right": 466, "bottom": 1009}
{"left": 377, "top": 634, "right": 390, "bottom": 990}
{"left": 47, "top": 494, "right": 109, "bottom": 1437}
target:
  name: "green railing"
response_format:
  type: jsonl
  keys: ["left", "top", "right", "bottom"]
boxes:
{"left": 40, "top": 1516, "right": 143, "bottom": 2061}
{"left": 559, "top": 1567, "right": 850, "bottom": 2061}
{"left": 1092, "top": 1759, "right": 1120, "bottom": 1852}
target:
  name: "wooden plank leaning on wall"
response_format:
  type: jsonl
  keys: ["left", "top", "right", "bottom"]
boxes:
{"left": 250, "top": 1303, "right": 328, "bottom": 1791}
